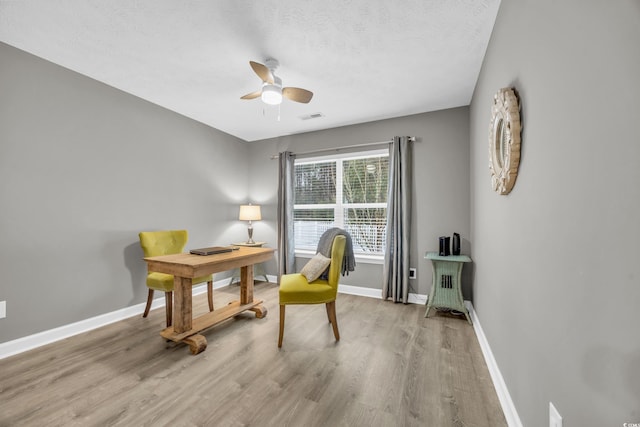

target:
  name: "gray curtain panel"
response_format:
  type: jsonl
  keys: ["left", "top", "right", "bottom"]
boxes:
{"left": 382, "top": 136, "right": 412, "bottom": 303}
{"left": 277, "top": 151, "right": 296, "bottom": 280}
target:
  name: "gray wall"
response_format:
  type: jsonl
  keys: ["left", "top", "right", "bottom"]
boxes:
{"left": 0, "top": 42, "right": 250, "bottom": 343}
{"left": 469, "top": 0, "right": 640, "bottom": 425}
{"left": 248, "top": 108, "right": 471, "bottom": 297}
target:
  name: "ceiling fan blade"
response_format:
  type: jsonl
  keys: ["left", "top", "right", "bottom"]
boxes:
{"left": 250, "top": 61, "right": 274, "bottom": 84}
{"left": 240, "top": 90, "right": 262, "bottom": 100}
{"left": 282, "top": 87, "right": 313, "bottom": 104}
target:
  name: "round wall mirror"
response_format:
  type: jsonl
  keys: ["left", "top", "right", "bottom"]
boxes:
{"left": 489, "top": 88, "right": 521, "bottom": 195}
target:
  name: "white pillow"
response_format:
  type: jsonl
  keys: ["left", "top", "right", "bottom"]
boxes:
{"left": 300, "top": 253, "right": 331, "bottom": 282}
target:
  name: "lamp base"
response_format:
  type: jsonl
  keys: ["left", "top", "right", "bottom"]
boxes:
{"left": 246, "top": 224, "right": 255, "bottom": 245}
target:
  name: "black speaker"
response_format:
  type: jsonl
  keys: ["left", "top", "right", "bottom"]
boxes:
{"left": 452, "top": 233, "right": 460, "bottom": 255}
{"left": 439, "top": 236, "right": 450, "bottom": 256}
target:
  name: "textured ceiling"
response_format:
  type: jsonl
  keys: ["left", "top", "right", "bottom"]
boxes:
{"left": 0, "top": 0, "right": 500, "bottom": 142}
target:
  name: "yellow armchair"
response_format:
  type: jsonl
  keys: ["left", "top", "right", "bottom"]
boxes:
{"left": 139, "top": 230, "right": 214, "bottom": 327}
{"left": 278, "top": 235, "right": 346, "bottom": 348}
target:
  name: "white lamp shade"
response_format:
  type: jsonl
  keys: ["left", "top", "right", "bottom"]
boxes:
{"left": 239, "top": 204, "right": 262, "bottom": 221}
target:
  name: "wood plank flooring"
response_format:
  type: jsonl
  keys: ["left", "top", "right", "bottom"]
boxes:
{"left": 0, "top": 282, "right": 506, "bottom": 427}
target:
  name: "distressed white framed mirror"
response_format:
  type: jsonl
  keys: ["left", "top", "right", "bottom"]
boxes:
{"left": 489, "top": 87, "right": 521, "bottom": 195}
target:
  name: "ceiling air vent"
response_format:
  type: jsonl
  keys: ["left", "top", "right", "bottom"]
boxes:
{"left": 299, "top": 112, "right": 324, "bottom": 121}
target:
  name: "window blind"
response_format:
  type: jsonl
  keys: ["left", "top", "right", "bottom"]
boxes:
{"left": 294, "top": 151, "right": 389, "bottom": 255}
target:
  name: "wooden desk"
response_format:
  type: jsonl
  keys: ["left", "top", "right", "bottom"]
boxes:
{"left": 144, "top": 246, "right": 275, "bottom": 354}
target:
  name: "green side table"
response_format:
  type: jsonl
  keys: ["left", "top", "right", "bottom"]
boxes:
{"left": 424, "top": 252, "right": 472, "bottom": 324}
{"left": 228, "top": 242, "right": 269, "bottom": 285}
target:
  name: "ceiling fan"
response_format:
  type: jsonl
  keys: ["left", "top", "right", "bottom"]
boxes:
{"left": 240, "top": 59, "right": 313, "bottom": 105}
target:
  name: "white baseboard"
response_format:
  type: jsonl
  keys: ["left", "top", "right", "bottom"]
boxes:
{"left": 0, "top": 279, "right": 229, "bottom": 360}
{"left": 338, "top": 284, "right": 383, "bottom": 299}
{"left": 338, "top": 283, "right": 428, "bottom": 305}
{"left": 407, "top": 292, "right": 428, "bottom": 305}
{"left": 465, "top": 301, "right": 523, "bottom": 427}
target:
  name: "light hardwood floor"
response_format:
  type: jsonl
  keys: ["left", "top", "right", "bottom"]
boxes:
{"left": 0, "top": 282, "right": 506, "bottom": 427}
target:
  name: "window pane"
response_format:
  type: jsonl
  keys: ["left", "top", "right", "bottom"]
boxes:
{"left": 294, "top": 208, "right": 334, "bottom": 250}
{"left": 342, "top": 157, "right": 388, "bottom": 204}
{"left": 344, "top": 208, "right": 387, "bottom": 254}
{"left": 294, "top": 162, "right": 336, "bottom": 205}
{"left": 293, "top": 151, "right": 389, "bottom": 257}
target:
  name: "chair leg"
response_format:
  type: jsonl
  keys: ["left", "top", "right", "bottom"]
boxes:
{"left": 165, "top": 291, "right": 173, "bottom": 328}
{"left": 325, "top": 303, "right": 332, "bottom": 323}
{"left": 326, "top": 301, "right": 340, "bottom": 341}
{"left": 207, "top": 281, "right": 214, "bottom": 312}
{"left": 143, "top": 289, "right": 154, "bottom": 318}
{"left": 278, "top": 305, "right": 285, "bottom": 348}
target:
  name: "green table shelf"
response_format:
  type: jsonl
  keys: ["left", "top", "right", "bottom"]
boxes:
{"left": 424, "top": 252, "right": 472, "bottom": 324}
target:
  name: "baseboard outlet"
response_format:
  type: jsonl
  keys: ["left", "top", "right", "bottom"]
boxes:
{"left": 0, "top": 279, "right": 229, "bottom": 360}
{"left": 465, "top": 301, "right": 523, "bottom": 427}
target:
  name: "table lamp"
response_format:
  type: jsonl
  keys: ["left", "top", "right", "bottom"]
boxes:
{"left": 239, "top": 204, "right": 261, "bottom": 244}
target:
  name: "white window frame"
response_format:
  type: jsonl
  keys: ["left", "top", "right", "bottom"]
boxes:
{"left": 293, "top": 148, "right": 388, "bottom": 264}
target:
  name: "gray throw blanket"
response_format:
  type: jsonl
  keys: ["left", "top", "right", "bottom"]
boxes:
{"left": 317, "top": 227, "right": 356, "bottom": 278}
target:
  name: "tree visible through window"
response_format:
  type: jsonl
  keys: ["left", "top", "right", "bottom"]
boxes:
{"left": 294, "top": 150, "right": 389, "bottom": 255}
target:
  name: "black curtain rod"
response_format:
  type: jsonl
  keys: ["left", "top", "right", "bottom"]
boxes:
{"left": 269, "top": 136, "right": 417, "bottom": 159}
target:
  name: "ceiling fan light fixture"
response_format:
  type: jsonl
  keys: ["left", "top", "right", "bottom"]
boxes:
{"left": 261, "top": 84, "right": 282, "bottom": 105}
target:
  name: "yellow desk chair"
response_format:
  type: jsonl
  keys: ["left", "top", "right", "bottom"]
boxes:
{"left": 139, "top": 230, "right": 214, "bottom": 327}
{"left": 278, "top": 235, "right": 346, "bottom": 348}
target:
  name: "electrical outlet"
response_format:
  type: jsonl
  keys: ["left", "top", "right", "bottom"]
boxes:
{"left": 550, "top": 402, "right": 562, "bottom": 427}
{"left": 409, "top": 268, "right": 417, "bottom": 279}
{"left": 0, "top": 301, "right": 6, "bottom": 319}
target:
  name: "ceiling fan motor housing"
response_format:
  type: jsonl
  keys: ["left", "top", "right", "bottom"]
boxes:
{"left": 264, "top": 58, "right": 279, "bottom": 71}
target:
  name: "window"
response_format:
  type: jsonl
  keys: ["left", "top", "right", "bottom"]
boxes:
{"left": 294, "top": 149, "right": 389, "bottom": 257}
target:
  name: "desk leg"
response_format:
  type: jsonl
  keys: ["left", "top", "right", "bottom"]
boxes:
{"left": 173, "top": 276, "right": 193, "bottom": 334}
{"left": 240, "top": 265, "right": 254, "bottom": 304}
{"left": 184, "top": 334, "right": 207, "bottom": 355}
{"left": 241, "top": 265, "right": 268, "bottom": 318}
{"left": 250, "top": 304, "right": 268, "bottom": 318}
